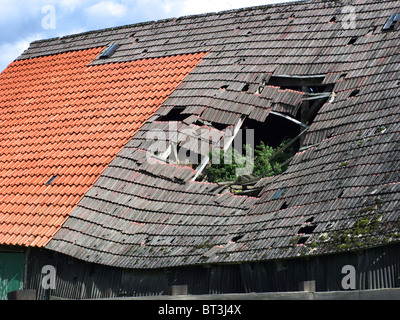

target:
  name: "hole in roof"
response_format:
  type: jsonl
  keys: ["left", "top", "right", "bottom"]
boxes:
{"left": 220, "top": 85, "right": 229, "bottom": 90}
{"left": 267, "top": 74, "right": 334, "bottom": 139}
{"left": 297, "top": 236, "right": 309, "bottom": 245}
{"left": 135, "top": 38, "right": 140, "bottom": 43}
{"left": 232, "top": 235, "right": 244, "bottom": 243}
{"left": 205, "top": 112, "right": 305, "bottom": 185}
{"left": 347, "top": 37, "right": 358, "bottom": 46}
{"left": 142, "top": 49, "right": 148, "bottom": 53}
{"left": 329, "top": 16, "right": 337, "bottom": 23}
{"left": 298, "top": 224, "right": 316, "bottom": 235}
{"left": 241, "top": 115, "right": 301, "bottom": 151}
{"left": 267, "top": 75, "right": 330, "bottom": 93}
{"left": 241, "top": 84, "right": 250, "bottom": 92}
{"left": 212, "top": 122, "right": 228, "bottom": 131}
{"left": 156, "top": 107, "right": 188, "bottom": 122}
{"left": 348, "top": 89, "right": 360, "bottom": 98}
{"left": 280, "top": 202, "right": 289, "bottom": 210}
{"left": 203, "top": 114, "right": 303, "bottom": 185}
{"left": 200, "top": 74, "right": 336, "bottom": 187}
{"left": 339, "top": 73, "right": 348, "bottom": 80}
{"left": 45, "top": 175, "right": 59, "bottom": 186}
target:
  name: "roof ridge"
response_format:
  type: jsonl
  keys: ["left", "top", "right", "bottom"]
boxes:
{"left": 28, "top": 0, "right": 318, "bottom": 47}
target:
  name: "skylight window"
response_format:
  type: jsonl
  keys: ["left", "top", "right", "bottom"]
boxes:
{"left": 383, "top": 13, "right": 400, "bottom": 31}
{"left": 272, "top": 188, "right": 287, "bottom": 200}
{"left": 99, "top": 44, "right": 119, "bottom": 59}
{"left": 45, "top": 175, "right": 59, "bottom": 186}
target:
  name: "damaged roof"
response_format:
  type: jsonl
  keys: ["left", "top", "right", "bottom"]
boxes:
{"left": 2, "top": 0, "right": 400, "bottom": 268}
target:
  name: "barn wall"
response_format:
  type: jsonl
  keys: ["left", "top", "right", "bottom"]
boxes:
{"left": 25, "top": 243, "right": 400, "bottom": 300}
{"left": 0, "top": 250, "right": 26, "bottom": 300}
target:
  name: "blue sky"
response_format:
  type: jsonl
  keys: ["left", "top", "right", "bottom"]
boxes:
{"left": 0, "top": 0, "right": 296, "bottom": 72}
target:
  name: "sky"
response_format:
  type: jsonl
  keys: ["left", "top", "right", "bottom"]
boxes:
{"left": 0, "top": 0, "right": 297, "bottom": 73}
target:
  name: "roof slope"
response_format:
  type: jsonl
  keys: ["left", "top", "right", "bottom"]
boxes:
{"left": 3, "top": 0, "right": 400, "bottom": 268}
{"left": 0, "top": 47, "right": 206, "bottom": 247}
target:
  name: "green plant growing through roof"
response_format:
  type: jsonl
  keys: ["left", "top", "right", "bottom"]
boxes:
{"left": 253, "top": 140, "right": 296, "bottom": 177}
{"left": 206, "top": 147, "right": 249, "bottom": 183}
{"left": 206, "top": 139, "right": 297, "bottom": 183}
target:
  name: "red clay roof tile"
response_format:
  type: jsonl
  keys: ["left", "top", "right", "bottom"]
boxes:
{"left": 0, "top": 47, "right": 206, "bottom": 247}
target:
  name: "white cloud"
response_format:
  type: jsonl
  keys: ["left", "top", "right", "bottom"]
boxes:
{"left": 0, "top": 34, "right": 43, "bottom": 73}
{"left": 184, "top": 0, "right": 270, "bottom": 15}
{"left": 148, "top": 0, "right": 286, "bottom": 17}
{"left": 132, "top": 0, "right": 291, "bottom": 23}
{"left": 85, "top": 1, "right": 128, "bottom": 18}
{"left": 60, "top": 0, "right": 87, "bottom": 13}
